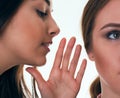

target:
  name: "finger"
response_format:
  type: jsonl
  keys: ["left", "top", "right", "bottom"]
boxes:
{"left": 76, "top": 59, "right": 87, "bottom": 85}
{"left": 26, "top": 67, "right": 46, "bottom": 91}
{"left": 52, "top": 38, "right": 66, "bottom": 69}
{"left": 62, "top": 37, "right": 76, "bottom": 70}
{"left": 69, "top": 44, "right": 81, "bottom": 76}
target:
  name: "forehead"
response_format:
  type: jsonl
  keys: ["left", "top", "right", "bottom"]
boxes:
{"left": 97, "top": 0, "right": 120, "bottom": 21}
{"left": 28, "top": 0, "right": 50, "bottom": 6}
{"left": 38, "top": 0, "right": 50, "bottom": 5}
{"left": 25, "top": 0, "right": 51, "bottom": 10}
{"left": 94, "top": 1, "right": 120, "bottom": 30}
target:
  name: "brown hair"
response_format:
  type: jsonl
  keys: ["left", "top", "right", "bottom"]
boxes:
{"left": 81, "top": 0, "right": 109, "bottom": 98}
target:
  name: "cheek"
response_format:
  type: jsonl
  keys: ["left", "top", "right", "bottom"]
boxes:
{"left": 92, "top": 42, "right": 113, "bottom": 74}
{"left": 3, "top": 17, "right": 46, "bottom": 65}
{"left": 93, "top": 46, "right": 120, "bottom": 80}
{"left": 94, "top": 47, "right": 120, "bottom": 93}
{"left": 94, "top": 48, "right": 109, "bottom": 73}
{"left": 1, "top": 3, "right": 47, "bottom": 66}
{"left": 9, "top": 10, "right": 46, "bottom": 48}
{"left": 11, "top": 4, "right": 46, "bottom": 41}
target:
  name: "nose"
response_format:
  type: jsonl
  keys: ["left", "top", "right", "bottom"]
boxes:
{"left": 48, "top": 18, "right": 60, "bottom": 37}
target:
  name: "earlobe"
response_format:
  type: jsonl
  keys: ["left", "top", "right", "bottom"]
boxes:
{"left": 88, "top": 52, "right": 95, "bottom": 61}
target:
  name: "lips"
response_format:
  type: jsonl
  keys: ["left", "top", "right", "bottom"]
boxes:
{"left": 41, "top": 41, "right": 52, "bottom": 52}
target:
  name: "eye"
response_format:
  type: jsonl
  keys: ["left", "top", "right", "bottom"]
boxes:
{"left": 106, "top": 30, "right": 120, "bottom": 40}
{"left": 36, "top": 9, "right": 48, "bottom": 18}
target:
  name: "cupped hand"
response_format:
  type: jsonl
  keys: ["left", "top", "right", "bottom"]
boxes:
{"left": 26, "top": 37, "right": 87, "bottom": 98}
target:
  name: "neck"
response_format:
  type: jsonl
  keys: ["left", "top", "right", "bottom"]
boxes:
{"left": 100, "top": 79, "right": 120, "bottom": 98}
{"left": 0, "top": 64, "right": 15, "bottom": 75}
{"left": 0, "top": 51, "right": 17, "bottom": 75}
{"left": 0, "top": 44, "right": 19, "bottom": 75}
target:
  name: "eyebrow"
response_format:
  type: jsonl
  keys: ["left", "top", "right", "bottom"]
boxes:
{"left": 100, "top": 23, "right": 120, "bottom": 30}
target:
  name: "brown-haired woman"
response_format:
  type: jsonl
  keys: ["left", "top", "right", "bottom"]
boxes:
{"left": 82, "top": 0, "right": 120, "bottom": 98}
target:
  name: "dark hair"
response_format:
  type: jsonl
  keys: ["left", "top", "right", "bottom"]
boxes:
{"left": 0, "top": 65, "right": 30, "bottom": 98}
{"left": 0, "top": 0, "right": 22, "bottom": 33}
{"left": 81, "top": 0, "right": 109, "bottom": 98}
{"left": 0, "top": 0, "right": 38, "bottom": 98}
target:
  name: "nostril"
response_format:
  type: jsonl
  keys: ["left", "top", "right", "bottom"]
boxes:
{"left": 50, "top": 28, "right": 60, "bottom": 36}
{"left": 50, "top": 32, "right": 57, "bottom": 36}
{"left": 50, "top": 32, "right": 55, "bottom": 35}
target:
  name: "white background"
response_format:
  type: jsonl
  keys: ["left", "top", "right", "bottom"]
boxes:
{"left": 25, "top": 0, "right": 98, "bottom": 97}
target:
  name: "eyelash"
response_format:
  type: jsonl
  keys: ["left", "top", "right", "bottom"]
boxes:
{"left": 106, "top": 30, "right": 120, "bottom": 40}
{"left": 36, "top": 9, "right": 48, "bottom": 18}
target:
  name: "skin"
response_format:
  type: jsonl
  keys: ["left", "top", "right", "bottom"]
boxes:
{"left": 0, "top": 0, "right": 59, "bottom": 73}
{"left": 88, "top": 0, "right": 120, "bottom": 98}
{"left": 27, "top": 37, "right": 87, "bottom": 98}
{"left": 0, "top": 0, "right": 87, "bottom": 98}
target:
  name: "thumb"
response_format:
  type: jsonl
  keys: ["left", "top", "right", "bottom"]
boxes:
{"left": 26, "top": 67, "right": 46, "bottom": 90}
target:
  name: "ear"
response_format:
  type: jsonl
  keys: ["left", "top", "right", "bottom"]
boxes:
{"left": 88, "top": 51, "right": 95, "bottom": 61}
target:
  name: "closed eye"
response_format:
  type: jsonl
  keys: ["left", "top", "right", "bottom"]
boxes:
{"left": 36, "top": 9, "right": 48, "bottom": 18}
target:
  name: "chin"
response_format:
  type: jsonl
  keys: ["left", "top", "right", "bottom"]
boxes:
{"left": 27, "top": 57, "right": 47, "bottom": 67}
{"left": 35, "top": 58, "right": 47, "bottom": 66}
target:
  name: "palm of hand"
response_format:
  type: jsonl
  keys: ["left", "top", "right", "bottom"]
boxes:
{"left": 45, "top": 70, "right": 80, "bottom": 98}
{"left": 27, "top": 37, "right": 86, "bottom": 98}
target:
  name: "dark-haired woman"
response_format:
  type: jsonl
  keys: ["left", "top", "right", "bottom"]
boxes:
{"left": 0, "top": 0, "right": 86, "bottom": 98}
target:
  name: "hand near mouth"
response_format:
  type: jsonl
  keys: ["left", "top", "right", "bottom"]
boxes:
{"left": 26, "top": 37, "right": 87, "bottom": 98}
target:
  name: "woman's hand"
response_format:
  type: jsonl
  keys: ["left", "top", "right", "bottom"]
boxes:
{"left": 26, "top": 37, "right": 87, "bottom": 98}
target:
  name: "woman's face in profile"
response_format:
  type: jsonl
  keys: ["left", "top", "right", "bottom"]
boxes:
{"left": 88, "top": 0, "right": 120, "bottom": 94}
{"left": 1, "top": 0, "right": 59, "bottom": 66}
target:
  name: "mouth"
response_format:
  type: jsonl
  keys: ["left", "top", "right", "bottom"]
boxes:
{"left": 41, "top": 41, "right": 52, "bottom": 52}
